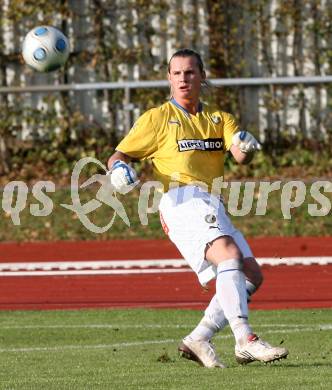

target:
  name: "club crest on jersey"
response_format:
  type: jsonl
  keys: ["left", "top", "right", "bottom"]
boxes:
{"left": 211, "top": 115, "right": 221, "bottom": 124}
{"left": 178, "top": 138, "right": 224, "bottom": 152}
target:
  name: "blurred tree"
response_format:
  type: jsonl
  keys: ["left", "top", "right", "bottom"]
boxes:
{"left": 0, "top": 0, "right": 331, "bottom": 179}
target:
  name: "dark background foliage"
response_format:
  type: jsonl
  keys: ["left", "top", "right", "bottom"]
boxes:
{"left": 0, "top": 0, "right": 331, "bottom": 182}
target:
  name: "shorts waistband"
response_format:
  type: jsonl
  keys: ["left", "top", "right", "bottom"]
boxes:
{"left": 164, "top": 185, "right": 222, "bottom": 205}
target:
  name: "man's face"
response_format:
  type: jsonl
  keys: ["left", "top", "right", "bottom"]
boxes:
{"left": 168, "top": 56, "right": 205, "bottom": 101}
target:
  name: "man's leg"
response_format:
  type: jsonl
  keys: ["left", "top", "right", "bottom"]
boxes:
{"left": 205, "top": 236, "right": 288, "bottom": 364}
{"left": 178, "top": 256, "right": 263, "bottom": 368}
{"left": 178, "top": 294, "right": 227, "bottom": 368}
{"left": 206, "top": 237, "right": 252, "bottom": 347}
{"left": 244, "top": 257, "right": 263, "bottom": 300}
{"left": 186, "top": 257, "right": 263, "bottom": 343}
{"left": 185, "top": 295, "right": 227, "bottom": 342}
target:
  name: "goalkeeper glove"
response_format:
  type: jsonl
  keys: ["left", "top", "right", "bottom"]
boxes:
{"left": 108, "top": 160, "right": 139, "bottom": 194}
{"left": 232, "top": 131, "right": 262, "bottom": 153}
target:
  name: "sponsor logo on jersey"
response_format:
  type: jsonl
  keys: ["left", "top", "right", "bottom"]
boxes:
{"left": 177, "top": 138, "right": 224, "bottom": 152}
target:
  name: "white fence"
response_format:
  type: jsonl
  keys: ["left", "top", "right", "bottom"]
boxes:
{"left": 2, "top": 76, "right": 332, "bottom": 93}
{"left": 1, "top": 76, "right": 332, "bottom": 139}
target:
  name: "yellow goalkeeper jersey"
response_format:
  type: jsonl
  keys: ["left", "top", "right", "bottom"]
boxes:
{"left": 116, "top": 99, "right": 239, "bottom": 191}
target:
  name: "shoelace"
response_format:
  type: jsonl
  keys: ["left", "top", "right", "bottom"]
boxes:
{"left": 251, "top": 337, "right": 272, "bottom": 349}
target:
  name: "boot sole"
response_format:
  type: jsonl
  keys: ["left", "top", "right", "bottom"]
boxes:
{"left": 178, "top": 342, "right": 204, "bottom": 366}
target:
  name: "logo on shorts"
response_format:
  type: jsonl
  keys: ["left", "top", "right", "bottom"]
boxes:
{"left": 178, "top": 138, "right": 224, "bottom": 152}
{"left": 205, "top": 214, "right": 217, "bottom": 224}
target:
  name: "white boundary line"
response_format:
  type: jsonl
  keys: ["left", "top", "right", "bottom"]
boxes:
{"left": 0, "top": 325, "right": 330, "bottom": 354}
{"left": 0, "top": 257, "right": 331, "bottom": 277}
{"left": 0, "top": 323, "right": 330, "bottom": 330}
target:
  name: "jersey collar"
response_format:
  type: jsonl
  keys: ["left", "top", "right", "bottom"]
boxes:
{"left": 170, "top": 98, "right": 203, "bottom": 116}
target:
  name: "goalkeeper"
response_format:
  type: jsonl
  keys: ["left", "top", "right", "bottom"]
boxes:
{"left": 107, "top": 48, "right": 288, "bottom": 368}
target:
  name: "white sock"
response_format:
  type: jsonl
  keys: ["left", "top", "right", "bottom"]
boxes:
{"left": 188, "top": 295, "right": 228, "bottom": 341}
{"left": 187, "top": 318, "right": 216, "bottom": 341}
{"left": 188, "top": 277, "right": 257, "bottom": 343}
{"left": 204, "top": 294, "right": 228, "bottom": 331}
{"left": 216, "top": 259, "right": 252, "bottom": 346}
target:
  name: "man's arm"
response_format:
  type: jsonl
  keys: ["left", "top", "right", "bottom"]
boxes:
{"left": 107, "top": 151, "right": 138, "bottom": 194}
{"left": 229, "top": 131, "right": 261, "bottom": 164}
{"left": 230, "top": 145, "right": 254, "bottom": 164}
{"left": 107, "top": 150, "right": 132, "bottom": 170}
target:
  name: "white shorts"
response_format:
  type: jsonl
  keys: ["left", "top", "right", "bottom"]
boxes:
{"left": 159, "top": 185, "right": 253, "bottom": 287}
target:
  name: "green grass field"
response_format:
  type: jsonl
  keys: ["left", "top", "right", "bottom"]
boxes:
{"left": 0, "top": 308, "right": 331, "bottom": 389}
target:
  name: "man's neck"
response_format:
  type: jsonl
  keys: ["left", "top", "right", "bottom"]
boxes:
{"left": 171, "top": 97, "right": 202, "bottom": 115}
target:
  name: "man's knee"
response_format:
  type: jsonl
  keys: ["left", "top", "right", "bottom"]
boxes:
{"left": 205, "top": 236, "right": 243, "bottom": 266}
{"left": 243, "top": 257, "right": 264, "bottom": 289}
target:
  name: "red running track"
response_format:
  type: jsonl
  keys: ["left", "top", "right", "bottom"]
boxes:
{"left": 0, "top": 237, "right": 331, "bottom": 310}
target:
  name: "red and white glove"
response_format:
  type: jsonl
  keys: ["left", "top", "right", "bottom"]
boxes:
{"left": 232, "top": 131, "right": 262, "bottom": 153}
{"left": 107, "top": 160, "right": 139, "bottom": 194}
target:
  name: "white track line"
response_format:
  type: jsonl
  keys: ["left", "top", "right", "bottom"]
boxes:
{"left": 0, "top": 260, "right": 189, "bottom": 271}
{"left": 0, "top": 268, "right": 192, "bottom": 277}
{"left": 0, "top": 256, "right": 331, "bottom": 277}
{"left": 258, "top": 256, "right": 332, "bottom": 265}
{"left": 0, "top": 325, "right": 330, "bottom": 354}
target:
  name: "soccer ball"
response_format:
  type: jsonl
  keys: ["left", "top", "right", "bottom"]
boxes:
{"left": 22, "top": 26, "right": 70, "bottom": 72}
